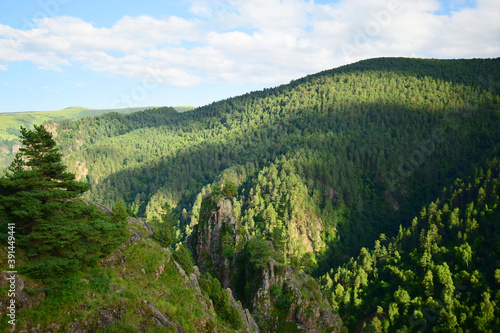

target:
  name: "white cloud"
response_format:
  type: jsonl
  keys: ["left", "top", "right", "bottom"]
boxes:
{"left": 0, "top": 0, "right": 498, "bottom": 88}
{"left": 0, "top": 64, "right": 7, "bottom": 71}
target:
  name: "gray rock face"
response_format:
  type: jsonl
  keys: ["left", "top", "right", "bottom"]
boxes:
{"left": 226, "top": 288, "right": 260, "bottom": 333}
{"left": 189, "top": 272, "right": 202, "bottom": 295}
{"left": 0, "top": 272, "right": 45, "bottom": 314}
{"left": 252, "top": 262, "right": 342, "bottom": 332}
{"left": 141, "top": 300, "right": 183, "bottom": 333}
{"left": 191, "top": 197, "right": 342, "bottom": 332}
{"left": 190, "top": 198, "right": 261, "bottom": 332}
{"left": 173, "top": 261, "right": 189, "bottom": 283}
{"left": 192, "top": 198, "right": 243, "bottom": 289}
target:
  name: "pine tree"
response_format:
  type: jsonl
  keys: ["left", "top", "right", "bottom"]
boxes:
{"left": 222, "top": 180, "right": 238, "bottom": 199}
{"left": 0, "top": 125, "right": 89, "bottom": 235}
{"left": 247, "top": 236, "right": 274, "bottom": 270}
{"left": 0, "top": 125, "right": 128, "bottom": 279}
{"left": 151, "top": 202, "right": 178, "bottom": 248}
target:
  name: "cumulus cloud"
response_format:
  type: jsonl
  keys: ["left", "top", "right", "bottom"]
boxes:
{"left": 0, "top": 0, "right": 498, "bottom": 87}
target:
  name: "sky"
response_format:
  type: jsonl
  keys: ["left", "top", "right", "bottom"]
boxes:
{"left": 0, "top": 0, "right": 499, "bottom": 113}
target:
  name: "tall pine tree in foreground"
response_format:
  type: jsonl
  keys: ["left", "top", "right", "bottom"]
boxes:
{"left": 0, "top": 125, "right": 128, "bottom": 279}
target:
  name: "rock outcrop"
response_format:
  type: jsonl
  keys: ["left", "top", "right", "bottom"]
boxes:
{"left": 190, "top": 197, "right": 260, "bottom": 332}
{"left": 141, "top": 300, "right": 183, "bottom": 332}
{"left": 97, "top": 302, "right": 127, "bottom": 328}
{"left": 226, "top": 288, "right": 260, "bottom": 333}
{"left": 190, "top": 196, "right": 341, "bottom": 332}
{"left": 191, "top": 198, "right": 246, "bottom": 289}
{"left": 252, "top": 263, "right": 341, "bottom": 332}
{"left": 0, "top": 272, "right": 45, "bottom": 314}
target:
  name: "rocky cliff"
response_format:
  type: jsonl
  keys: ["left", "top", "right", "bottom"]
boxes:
{"left": 190, "top": 195, "right": 341, "bottom": 332}
{"left": 191, "top": 198, "right": 247, "bottom": 289}
{"left": 0, "top": 201, "right": 248, "bottom": 332}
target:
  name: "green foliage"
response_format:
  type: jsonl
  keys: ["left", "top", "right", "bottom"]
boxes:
{"left": 222, "top": 231, "right": 235, "bottom": 258}
{"left": 20, "top": 258, "right": 80, "bottom": 279}
{"left": 301, "top": 252, "right": 317, "bottom": 274}
{"left": 0, "top": 125, "right": 127, "bottom": 280}
{"left": 151, "top": 202, "right": 178, "bottom": 248}
{"left": 0, "top": 106, "right": 154, "bottom": 172}
{"left": 273, "top": 285, "right": 292, "bottom": 310}
{"left": 89, "top": 276, "right": 111, "bottom": 293}
{"left": 41, "top": 59, "right": 500, "bottom": 264}
{"left": 247, "top": 236, "right": 274, "bottom": 270}
{"left": 320, "top": 158, "right": 500, "bottom": 331}
{"left": 226, "top": 303, "right": 244, "bottom": 331}
{"left": 199, "top": 272, "right": 243, "bottom": 330}
{"left": 111, "top": 199, "right": 129, "bottom": 227}
{"left": 272, "top": 222, "right": 287, "bottom": 262}
{"left": 173, "top": 243, "right": 195, "bottom": 276}
{"left": 4, "top": 58, "right": 500, "bottom": 331}
{"left": 43, "top": 276, "right": 88, "bottom": 311}
{"left": 1, "top": 125, "right": 89, "bottom": 235}
{"left": 222, "top": 180, "right": 238, "bottom": 199}
{"left": 1, "top": 234, "right": 235, "bottom": 333}
{"left": 495, "top": 269, "right": 500, "bottom": 284}
{"left": 212, "top": 182, "right": 223, "bottom": 196}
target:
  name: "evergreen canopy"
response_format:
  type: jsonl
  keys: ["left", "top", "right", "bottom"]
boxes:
{"left": 0, "top": 125, "right": 89, "bottom": 235}
{"left": 0, "top": 125, "right": 128, "bottom": 279}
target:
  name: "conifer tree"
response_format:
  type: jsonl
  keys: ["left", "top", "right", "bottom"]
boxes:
{"left": 0, "top": 125, "right": 128, "bottom": 279}
{"left": 222, "top": 180, "right": 238, "bottom": 199}
{"left": 151, "top": 202, "right": 178, "bottom": 248}
{"left": 0, "top": 125, "right": 89, "bottom": 235}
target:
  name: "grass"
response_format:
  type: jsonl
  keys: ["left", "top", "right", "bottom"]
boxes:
{"left": 173, "top": 106, "right": 196, "bottom": 113}
{"left": 0, "top": 235, "right": 228, "bottom": 332}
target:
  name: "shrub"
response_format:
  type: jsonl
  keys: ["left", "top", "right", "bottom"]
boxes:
{"left": 173, "top": 244, "right": 195, "bottom": 275}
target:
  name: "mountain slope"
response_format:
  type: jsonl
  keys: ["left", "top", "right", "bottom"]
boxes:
{"left": 0, "top": 106, "right": 161, "bottom": 171}
{"left": 0, "top": 206, "right": 254, "bottom": 332}
{"left": 49, "top": 57, "right": 500, "bottom": 260}
{"left": 320, "top": 158, "right": 500, "bottom": 331}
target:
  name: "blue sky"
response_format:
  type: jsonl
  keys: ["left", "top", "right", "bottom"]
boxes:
{"left": 0, "top": 0, "right": 498, "bottom": 112}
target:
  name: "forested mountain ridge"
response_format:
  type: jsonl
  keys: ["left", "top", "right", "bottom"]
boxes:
{"left": 306, "top": 57, "right": 500, "bottom": 95}
{"left": 320, "top": 158, "right": 500, "bottom": 332}
{"left": 49, "top": 57, "right": 500, "bottom": 258}
{"left": 2, "top": 57, "right": 500, "bottom": 331}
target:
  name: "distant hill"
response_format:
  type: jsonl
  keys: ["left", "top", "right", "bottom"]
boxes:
{"left": 0, "top": 106, "right": 195, "bottom": 171}
{"left": 0, "top": 106, "right": 153, "bottom": 140}
{"left": 174, "top": 106, "right": 196, "bottom": 112}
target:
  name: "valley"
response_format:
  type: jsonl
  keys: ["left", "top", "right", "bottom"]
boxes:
{"left": 1, "top": 57, "right": 500, "bottom": 332}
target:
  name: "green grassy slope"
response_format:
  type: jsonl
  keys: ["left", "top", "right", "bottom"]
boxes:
{"left": 0, "top": 221, "right": 240, "bottom": 332}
